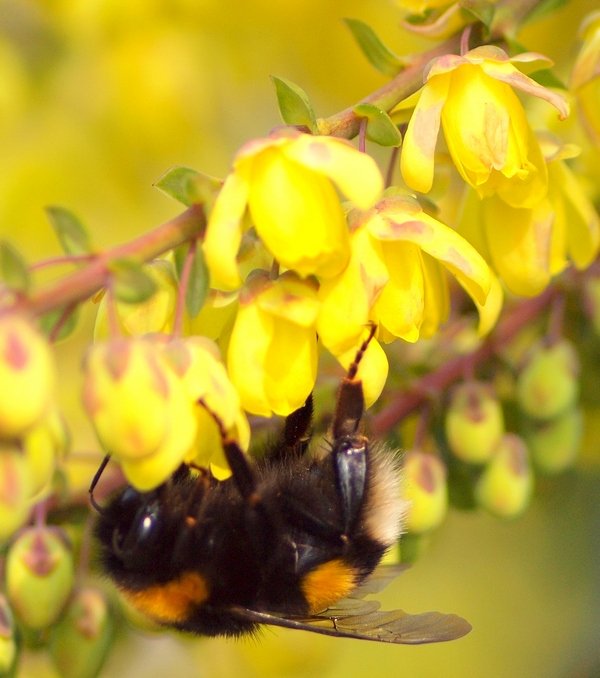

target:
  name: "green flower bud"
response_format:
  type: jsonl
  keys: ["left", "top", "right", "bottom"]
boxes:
{"left": 516, "top": 340, "right": 579, "bottom": 421}
{"left": 5, "top": 527, "right": 75, "bottom": 630}
{"left": 94, "top": 260, "right": 179, "bottom": 340}
{"left": 475, "top": 434, "right": 533, "bottom": 519}
{"left": 445, "top": 382, "right": 504, "bottom": 464}
{"left": 0, "top": 595, "right": 17, "bottom": 676}
{"left": 525, "top": 407, "right": 583, "bottom": 474}
{"left": 23, "top": 409, "right": 69, "bottom": 501}
{"left": 401, "top": 451, "right": 448, "bottom": 534}
{"left": 0, "top": 445, "right": 32, "bottom": 543}
{"left": 49, "top": 588, "right": 113, "bottom": 678}
{"left": 0, "top": 315, "right": 56, "bottom": 438}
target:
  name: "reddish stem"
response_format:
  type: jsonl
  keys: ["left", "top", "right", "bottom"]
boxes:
{"left": 9, "top": 204, "right": 205, "bottom": 319}
{"left": 371, "top": 287, "right": 557, "bottom": 436}
{"left": 172, "top": 238, "right": 198, "bottom": 339}
{"left": 30, "top": 254, "right": 96, "bottom": 271}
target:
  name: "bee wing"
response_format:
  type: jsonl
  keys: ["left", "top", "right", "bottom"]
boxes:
{"left": 232, "top": 605, "right": 471, "bottom": 644}
{"left": 348, "top": 564, "right": 410, "bottom": 599}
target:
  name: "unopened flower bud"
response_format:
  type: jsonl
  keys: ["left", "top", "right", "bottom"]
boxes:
{"left": 82, "top": 339, "right": 177, "bottom": 460}
{"left": 0, "top": 314, "right": 56, "bottom": 438}
{"left": 6, "top": 527, "right": 75, "bottom": 630}
{"left": 445, "top": 382, "right": 504, "bottom": 464}
{"left": 401, "top": 451, "right": 448, "bottom": 533}
{"left": 525, "top": 407, "right": 583, "bottom": 474}
{"left": 0, "top": 445, "right": 32, "bottom": 542}
{"left": 0, "top": 595, "right": 17, "bottom": 675}
{"left": 23, "top": 409, "right": 69, "bottom": 500}
{"left": 475, "top": 434, "right": 533, "bottom": 519}
{"left": 517, "top": 340, "right": 579, "bottom": 420}
{"left": 49, "top": 588, "right": 113, "bottom": 678}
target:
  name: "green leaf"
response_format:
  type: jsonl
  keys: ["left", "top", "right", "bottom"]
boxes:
{"left": 270, "top": 76, "right": 317, "bottom": 132}
{"left": 520, "top": 0, "right": 569, "bottom": 26}
{"left": 0, "top": 241, "right": 30, "bottom": 293}
{"left": 154, "top": 166, "right": 222, "bottom": 210}
{"left": 175, "top": 244, "right": 209, "bottom": 319}
{"left": 39, "top": 305, "right": 80, "bottom": 342}
{"left": 343, "top": 18, "right": 406, "bottom": 77}
{"left": 529, "top": 68, "right": 567, "bottom": 90}
{"left": 108, "top": 259, "right": 157, "bottom": 304}
{"left": 458, "top": 0, "right": 495, "bottom": 27}
{"left": 45, "top": 206, "right": 92, "bottom": 256}
{"left": 353, "top": 104, "right": 402, "bottom": 147}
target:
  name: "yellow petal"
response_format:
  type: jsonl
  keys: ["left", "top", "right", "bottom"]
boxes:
{"left": 203, "top": 169, "right": 250, "bottom": 291}
{"left": 372, "top": 241, "right": 424, "bottom": 342}
{"left": 473, "top": 270, "right": 504, "bottom": 338}
{"left": 483, "top": 196, "right": 552, "bottom": 296}
{"left": 264, "top": 319, "right": 317, "bottom": 416}
{"left": 401, "top": 75, "right": 449, "bottom": 194}
{"left": 367, "top": 194, "right": 490, "bottom": 305}
{"left": 419, "top": 253, "right": 449, "bottom": 339}
{"left": 227, "top": 303, "right": 273, "bottom": 416}
{"left": 248, "top": 146, "right": 350, "bottom": 278}
{"left": 334, "top": 336, "right": 388, "bottom": 408}
{"left": 283, "top": 135, "right": 384, "bottom": 209}
{"left": 257, "top": 273, "right": 320, "bottom": 327}
{"left": 317, "top": 228, "right": 388, "bottom": 355}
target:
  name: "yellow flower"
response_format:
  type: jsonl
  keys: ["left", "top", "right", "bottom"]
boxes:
{"left": 204, "top": 131, "right": 383, "bottom": 290}
{"left": 227, "top": 270, "right": 320, "bottom": 417}
{"left": 162, "top": 336, "right": 250, "bottom": 478}
{"left": 317, "top": 193, "right": 491, "bottom": 353}
{"left": 458, "top": 136, "right": 600, "bottom": 296}
{"left": 571, "top": 11, "right": 600, "bottom": 145}
{"left": 401, "top": 46, "right": 569, "bottom": 208}
{"left": 82, "top": 338, "right": 197, "bottom": 490}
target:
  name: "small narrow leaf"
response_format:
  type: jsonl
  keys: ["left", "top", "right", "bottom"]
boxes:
{"left": 177, "top": 244, "right": 209, "bottom": 319}
{"left": 459, "top": 0, "right": 495, "bottom": 27}
{"left": 45, "top": 206, "right": 92, "bottom": 256}
{"left": 109, "top": 259, "right": 157, "bottom": 304}
{"left": 520, "top": 0, "right": 569, "bottom": 26}
{"left": 154, "top": 166, "right": 222, "bottom": 211}
{"left": 343, "top": 19, "right": 406, "bottom": 77}
{"left": 353, "top": 104, "right": 402, "bottom": 147}
{"left": 270, "top": 76, "right": 318, "bottom": 132}
{"left": 39, "top": 305, "right": 80, "bottom": 342}
{"left": 0, "top": 241, "right": 30, "bottom": 293}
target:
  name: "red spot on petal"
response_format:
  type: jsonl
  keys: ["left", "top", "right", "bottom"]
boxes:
{"left": 4, "top": 331, "right": 28, "bottom": 370}
{"left": 446, "top": 246, "right": 473, "bottom": 275}
{"left": 82, "top": 378, "right": 101, "bottom": 416}
{"left": 23, "top": 531, "right": 56, "bottom": 576}
{"left": 0, "top": 455, "right": 20, "bottom": 505}
{"left": 104, "top": 341, "right": 131, "bottom": 381}
{"left": 306, "top": 141, "right": 332, "bottom": 165}
{"left": 147, "top": 353, "right": 170, "bottom": 400}
{"left": 417, "top": 457, "right": 436, "bottom": 493}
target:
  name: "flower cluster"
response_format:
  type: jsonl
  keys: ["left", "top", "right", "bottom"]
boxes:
{"left": 399, "top": 45, "right": 599, "bottom": 305}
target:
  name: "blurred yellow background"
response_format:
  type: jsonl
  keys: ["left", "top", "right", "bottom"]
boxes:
{"left": 1, "top": 0, "right": 598, "bottom": 676}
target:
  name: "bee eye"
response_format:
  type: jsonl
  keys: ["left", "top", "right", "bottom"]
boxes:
{"left": 113, "top": 499, "right": 161, "bottom": 567}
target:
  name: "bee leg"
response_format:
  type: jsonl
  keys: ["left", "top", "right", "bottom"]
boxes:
{"left": 267, "top": 394, "right": 314, "bottom": 463}
{"left": 331, "top": 323, "right": 375, "bottom": 439}
{"left": 330, "top": 324, "right": 376, "bottom": 533}
{"left": 198, "top": 400, "right": 258, "bottom": 503}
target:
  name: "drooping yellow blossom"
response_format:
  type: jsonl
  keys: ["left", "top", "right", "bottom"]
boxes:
{"left": 571, "top": 11, "right": 600, "bottom": 145}
{"left": 227, "top": 270, "right": 320, "bottom": 417}
{"left": 401, "top": 46, "right": 569, "bottom": 208}
{"left": 204, "top": 131, "right": 384, "bottom": 290}
{"left": 82, "top": 338, "right": 197, "bottom": 490}
{"left": 317, "top": 193, "right": 491, "bottom": 356}
{"left": 162, "top": 336, "right": 250, "bottom": 478}
{"left": 458, "top": 135, "right": 600, "bottom": 297}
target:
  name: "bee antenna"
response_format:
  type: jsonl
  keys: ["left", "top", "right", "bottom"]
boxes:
{"left": 89, "top": 454, "right": 111, "bottom": 514}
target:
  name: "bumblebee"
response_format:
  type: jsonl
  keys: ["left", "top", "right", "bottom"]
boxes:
{"left": 91, "top": 331, "right": 471, "bottom": 644}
